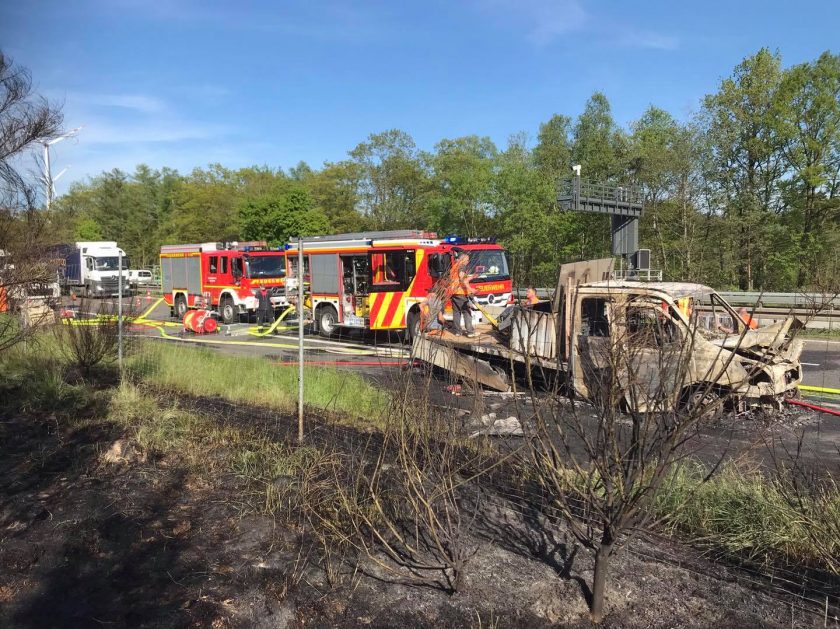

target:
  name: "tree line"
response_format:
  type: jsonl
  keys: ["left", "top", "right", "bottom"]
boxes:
{"left": 48, "top": 48, "right": 840, "bottom": 291}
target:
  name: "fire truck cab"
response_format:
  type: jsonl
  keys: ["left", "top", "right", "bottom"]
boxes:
{"left": 160, "top": 241, "right": 287, "bottom": 324}
{"left": 284, "top": 230, "right": 511, "bottom": 339}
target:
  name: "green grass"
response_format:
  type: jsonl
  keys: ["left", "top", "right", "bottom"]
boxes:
{"left": 0, "top": 334, "right": 106, "bottom": 421}
{"left": 797, "top": 327, "right": 840, "bottom": 340}
{"left": 126, "top": 341, "right": 390, "bottom": 425}
{"left": 654, "top": 462, "right": 840, "bottom": 572}
{"left": 0, "top": 330, "right": 377, "bottom": 516}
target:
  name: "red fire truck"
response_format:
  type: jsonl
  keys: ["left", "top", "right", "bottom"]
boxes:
{"left": 160, "top": 241, "right": 287, "bottom": 323}
{"left": 284, "top": 230, "right": 512, "bottom": 339}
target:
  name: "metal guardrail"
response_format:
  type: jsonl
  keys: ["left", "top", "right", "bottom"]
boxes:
{"left": 718, "top": 292, "right": 839, "bottom": 309}
{"left": 515, "top": 287, "right": 840, "bottom": 310}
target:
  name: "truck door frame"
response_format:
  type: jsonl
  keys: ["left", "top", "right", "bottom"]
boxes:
{"left": 571, "top": 292, "right": 618, "bottom": 402}
{"left": 619, "top": 295, "right": 686, "bottom": 411}
{"left": 367, "top": 248, "right": 416, "bottom": 330}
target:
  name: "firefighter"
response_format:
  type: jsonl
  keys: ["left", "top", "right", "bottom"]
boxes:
{"left": 738, "top": 307, "right": 759, "bottom": 330}
{"left": 256, "top": 285, "right": 272, "bottom": 327}
{"left": 524, "top": 286, "right": 540, "bottom": 306}
{"left": 419, "top": 289, "right": 446, "bottom": 334}
{"left": 449, "top": 251, "right": 476, "bottom": 337}
{"left": 719, "top": 307, "right": 759, "bottom": 333}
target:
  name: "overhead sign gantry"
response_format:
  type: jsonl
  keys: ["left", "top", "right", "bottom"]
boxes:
{"left": 557, "top": 166, "right": 649, "bottom": 273}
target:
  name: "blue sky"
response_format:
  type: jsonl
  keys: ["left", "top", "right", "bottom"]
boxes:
{"left": 2, "top": 0, "right": 838, "bottom": 195}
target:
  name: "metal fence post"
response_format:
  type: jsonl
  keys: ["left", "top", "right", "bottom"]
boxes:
{"left": 298, "top": 237, "right": 304, "bottom": 444}
{"left": 118, "top": 250, "right": 123, "bottom": 371}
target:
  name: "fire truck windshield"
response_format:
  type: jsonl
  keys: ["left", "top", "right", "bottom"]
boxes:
{"left": 467, "top": 249, "right": 509, "bottom": 280}
{"left": 245, "top": 254, "right": 286, "bottom": 278}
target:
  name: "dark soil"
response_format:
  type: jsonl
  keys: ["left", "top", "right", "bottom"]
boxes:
{"left": 0, "top": 396, "right": 835, "bottom": 628}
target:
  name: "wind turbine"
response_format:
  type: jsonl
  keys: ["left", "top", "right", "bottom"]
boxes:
{"left": 42, "top": 126, "right": 82, "bottom": 210}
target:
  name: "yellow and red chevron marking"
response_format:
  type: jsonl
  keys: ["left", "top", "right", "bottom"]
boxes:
{"left": 369, "top": 292, "right": 407, "bottom": 330}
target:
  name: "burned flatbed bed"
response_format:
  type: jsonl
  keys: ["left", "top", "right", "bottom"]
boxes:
{"left": 412, "top": 322, "right": 568, "bottom": 392}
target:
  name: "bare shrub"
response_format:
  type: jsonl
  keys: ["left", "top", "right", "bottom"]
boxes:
{"left": 299, "top": 375, "right": 499, "bottom": 594}
{"left": 524, "top": 299, "right": 733, "bottom": 622}
{"left": 56, "top": 298, "right": 122, "bottom": 376}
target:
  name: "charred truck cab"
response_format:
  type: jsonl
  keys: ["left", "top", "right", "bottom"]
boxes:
{"left": 160, "top": 241, "right": 287, "bottom": 324}
{"left": 565, "top": 280, "right": 803, "bottom": 413}
{"left": 284, "top": 230, "right": 512, "bottom": 339}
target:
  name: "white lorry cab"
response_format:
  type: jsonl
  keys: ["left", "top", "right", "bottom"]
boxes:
{"left": 58, "top": 241, "right": 129, "bottom": 297}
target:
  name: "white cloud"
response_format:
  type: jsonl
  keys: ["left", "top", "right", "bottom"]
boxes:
{"left": 47, "top": 137, "right": 251, "bottom": 195}
{"left": 475, "top": 0, "right": 588, "bottom": 43}
{"left": 46, "top": 90, "right": 167, "bottom": 114}
{"left": 523, "top": 0, "right": 589, "bottom": 44}
{"left": 472, "top": 0, "right": 677, "bottom": 50}
{"left": 34, "top": 85, "right": 241, "bottom": 194}
{"left": 79, "top": 93, "right": 167, "bottom": 113}
{"left": 80, "top": 119, "right": 231, "bottom": 145}
{"left": 617, "top": 29, "right": 679, "bottom": 51}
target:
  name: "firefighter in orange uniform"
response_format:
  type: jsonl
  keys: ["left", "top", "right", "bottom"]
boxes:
{"left": 448, "top": 252, "right": 476, "bottom": 337}
{"left": 738, "top": 307, "right": 759, "bottom": 330}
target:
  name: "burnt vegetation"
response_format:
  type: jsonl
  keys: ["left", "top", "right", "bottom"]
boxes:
{"left": 1, "top": 49, "right": 839, "bottom": 628}
{"left": 1, "top": 323, "right": 839, "bottom": 627}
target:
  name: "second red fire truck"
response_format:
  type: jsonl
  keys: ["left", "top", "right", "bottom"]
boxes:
{"left": 160, "top": 241, "right": 287, "bottom": 323}
{"left": 285, "top": 230, "right": 512, "bottom": 339}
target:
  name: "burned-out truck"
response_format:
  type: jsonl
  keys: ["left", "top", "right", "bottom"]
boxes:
{"left": 413, "top": 258, "right": 803, "bottom": 413}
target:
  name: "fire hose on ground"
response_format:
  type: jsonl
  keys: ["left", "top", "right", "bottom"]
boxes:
{"left": 247, "top": 305, "right": 296, "bottom": 336}
{"left": 784, "top": 397, "right": 840, "bottom": 417}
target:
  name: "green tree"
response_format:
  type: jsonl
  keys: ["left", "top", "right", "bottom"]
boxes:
{"left": 534, "top": 113, "right": 572, "bottom": 176}
{"left": 75, "top": 217, "right": 103, "bottom": 240}
{"left": 702, "top": 48, "right": 789, "bottom": 290}
{"left": 165, "top": 164, "right": 240, "bottom": 243}
{"left": 778, "top": 51, "right": 840, "bottom": 286}
{"left": 629, "top": 108, "right": 711, "bottom": 281}
{"left": 239, "top": 186, "right": 329, "bottom": 245}
{"left": 49, "top": 165, "right": 179, "bottom": 267}
{"left": 427, "top": 135, "right": 497, "bottom": 236}
{"left": 572, "top": 92, "right": 627, "bottom": 180}
{"left": 236, "top": 165, "right": 287, "bottom": 199}
{"left": 295, "top": 160, "right": 367, "bottom": 233}
{"left": 123, "top": 165, "right": 179, "bottom": 267}
{"left": 495, "top": 134, "right": 559, "bottom": 285}
{"left": 567, "top": 92, "right": 628, "bottom": 259}
{"left": 349, "top": 130, "right": 430, "bottom": 228}
{"left": 48, "top": 182, "right": 98, "bottom": 243}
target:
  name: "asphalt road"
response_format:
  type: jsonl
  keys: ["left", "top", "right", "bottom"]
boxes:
{"left": 65, "top": 295, "right": 840, "bottom": 471}
{"left": 74, "top": 294, "right": 840, "bottom": 391}
{"left": 800, "top": 338, "right": 840, "bottom": 391}
{"left": 121, "top": 299, "right": 840, "bottom": 381}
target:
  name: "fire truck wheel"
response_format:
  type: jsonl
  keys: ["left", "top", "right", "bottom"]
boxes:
{"left": 317, "top": 304, "right": 338, "bottom": 338}
{"left": 406, "top": 310, "right": 420, "bottom": 344}
{"left": 174, "top": 294, "right": 188, "bottom": 319}
{"left": 220, "top": 296, "right": 237, "bottom": 325}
